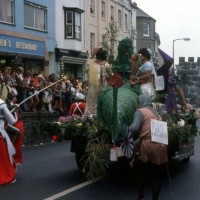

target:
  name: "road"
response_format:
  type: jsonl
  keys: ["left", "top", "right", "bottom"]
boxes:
{"left": 1, "top": 136, "right": 200, "bottom": 200}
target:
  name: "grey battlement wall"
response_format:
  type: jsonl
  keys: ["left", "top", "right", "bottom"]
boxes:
{"left": 176, "top": 57, "right": 200, "bottom": 107}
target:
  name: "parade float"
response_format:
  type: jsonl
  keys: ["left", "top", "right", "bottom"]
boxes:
{"left": 41, "top": 76, "right": 197, "bottom": 181}
{"left": 68, "top": 80, "right": 197, "bottom": 180}
{"left": 42, "top": 39, "right": 198, "bottom": 180}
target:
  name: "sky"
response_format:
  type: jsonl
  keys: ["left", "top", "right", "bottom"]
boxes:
{"left": 134, "top": 0, "right": 200, "bottom": 64}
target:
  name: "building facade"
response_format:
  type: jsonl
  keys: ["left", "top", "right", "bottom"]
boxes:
{"left": 135, "top": 6, "right": 158, "bottom": 53}
{"left": 54, "top": 0, "right": 88, "bottom": 80}
{"left": 85, "top": 0, "right": 136, "bottom": 58}
{"left": 0, "top": 0, "right": 56, "bottom": 75}
{"left": 54, "top": 0, "right": 137, "bottom": 80}
{"left": 0, "top": 0, "right": 159, "bottom": 79}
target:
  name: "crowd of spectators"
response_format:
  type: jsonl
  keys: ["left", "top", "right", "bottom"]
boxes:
{"left": 0, "top": 66, "right": 88, "bottom": 116}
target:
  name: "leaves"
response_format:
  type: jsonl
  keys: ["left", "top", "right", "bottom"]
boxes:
{"left": 82, "top": 126, "right": 111, "bottom": 181}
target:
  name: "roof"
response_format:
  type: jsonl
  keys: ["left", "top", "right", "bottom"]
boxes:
{"left": 136, "top": 7, "right": 156, "bottom": 21}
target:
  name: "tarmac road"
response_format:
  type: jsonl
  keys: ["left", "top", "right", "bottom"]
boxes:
{"left": 1, "top": 136, "right": 200, "bottom": 200}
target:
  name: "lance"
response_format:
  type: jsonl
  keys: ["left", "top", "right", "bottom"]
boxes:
{"left": 11, "top": 76, "right": 67, "bottom": 113}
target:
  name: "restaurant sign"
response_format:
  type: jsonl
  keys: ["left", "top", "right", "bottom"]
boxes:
{"left": 0, "top": 34, "right": 45, "bottom": 56}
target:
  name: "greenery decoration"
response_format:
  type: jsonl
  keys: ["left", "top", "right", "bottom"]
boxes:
{"left": 102, "top": 20, "right": 120, "bottom": 64}
{"left": 97, "top": 84, "right": 140, "bottom": 140}
{"left": 82, "top": 124, "right": 111, "bottom": 181}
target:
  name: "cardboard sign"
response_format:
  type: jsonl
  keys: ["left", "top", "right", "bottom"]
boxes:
{"left": 154, "top": 75, "right": 165, "bottom": 91}
{"left": 151, "top": 119, "right": 168, "bottom": 145}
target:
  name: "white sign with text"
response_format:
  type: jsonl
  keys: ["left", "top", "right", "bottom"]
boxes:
{"left": 154, "top": 75, "right": 165, "bottom": 91}
{"left": 151, "top": 119, "right": 168, "bottom": 145}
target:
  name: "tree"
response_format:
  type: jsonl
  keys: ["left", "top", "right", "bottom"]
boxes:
{"left": 102, "top": 20, "right": 119, "bottom": 64}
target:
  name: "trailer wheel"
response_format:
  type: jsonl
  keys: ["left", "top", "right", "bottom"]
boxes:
{"left": 119, "top": 124, "right": 134, "bottom": 158}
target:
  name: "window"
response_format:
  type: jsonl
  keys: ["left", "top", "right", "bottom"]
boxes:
{"left": 64, "top": 8, "right": 83, "bottom": 40}
{"left": 118, "top": 10, "right": 122, "bottom": 27}
{"left": 0, "top": 0, "right": 14, "bottom": 24}
{"left": 101, "top": 1, "right": 105, "bottom": 19}
{"left": 24, "top": 1, "right": 47, "bottom": 31}
{"left": 143, "top": 22, "right": 150, "bottom": 37}
{"left": 90, "top": 33, "right": 95, "bottom": 55}
{"left": 102, "top": 35, "right": 106, "bottom": 43}
{"left": 101, "top": 35, "right": 106, "bottom": 46}
{"left": 75, "top": 12, "right": 81, "bottom": 39}
{"left": 125, "top": 14, "right": 128, "bottom": 29}
{"left": 90, "top": 0, "right": 95, "bottom": 15}
{"left": 66, "top": 11, "right": 73, "bottom": 38}
{"left": 110, "top": 5, "right": 114, "bottom": 21}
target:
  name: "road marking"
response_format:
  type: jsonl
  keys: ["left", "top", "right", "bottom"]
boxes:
{"left": 43, "top": 180, "right": 95, "bottom": 200}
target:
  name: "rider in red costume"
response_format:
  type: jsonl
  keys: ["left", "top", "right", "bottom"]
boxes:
{"left": 0, "top": 98, "right": 18, "bottom": 185}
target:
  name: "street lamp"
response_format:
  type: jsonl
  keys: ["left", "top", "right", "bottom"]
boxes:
{"left": 172, "top": 38, "right": 190, "bottom": 69}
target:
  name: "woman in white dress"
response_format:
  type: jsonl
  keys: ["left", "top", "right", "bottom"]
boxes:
{"left": 84, "top": 48, "right": 113, "bottom": 117}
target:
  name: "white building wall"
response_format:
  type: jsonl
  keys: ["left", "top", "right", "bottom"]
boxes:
{"left": 53, "top": 0, "right": 136, "bottom": 77}
{"left": 55, "top": 0, "right": 86, "bottom": 52}
{"left": 85, "top": 0, "right": 136, "bottom": 58}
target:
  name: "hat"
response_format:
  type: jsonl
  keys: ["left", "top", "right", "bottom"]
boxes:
{"left": 158, "top": 48, "right": 173, "bottom": 63}
{"left": 38, "top": 74, "right": 45, "bottom": 80}
{"left": 91, "top": 47, "right": 103, "bottom": 58}
{"left": 75, "top": 92, "right": 85, "bottom": 101}
{"left": 18, "top": 67, "right": 24, "bottom": 72}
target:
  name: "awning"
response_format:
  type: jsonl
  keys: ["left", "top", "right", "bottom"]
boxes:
{"left": 55, "top": 48, "right": 88, "bottom": 64}
{"left": 61, "top": 56, "right": 87, "bottom": 64}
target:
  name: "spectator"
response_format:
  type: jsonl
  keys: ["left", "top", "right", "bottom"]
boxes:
{"left": 30, "top": 73, "right": 40, "bottom": 111}
{"left": 27, "top": 80, "right": 39, "bottom": 112}
{"left": 68, "top": 92, "right": 86, "bottom": 116}
{"left": 20, "top": 72, "right": 30, "bottom": 111}
{"left": 15, "top": 67, "right": 24, "bottom": 104}
{"left": 41, "top": 79, "right": 53, "bottom": 113}
{"left": 0, "top": 67, "right": 12, "bottom": 101}
{"left": 54, "top": 96, "right": 66, "bottom": 117}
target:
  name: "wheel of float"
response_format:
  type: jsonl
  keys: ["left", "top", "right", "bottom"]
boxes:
{"left": 119, "top": 124, "right": 134, "bottom": 158}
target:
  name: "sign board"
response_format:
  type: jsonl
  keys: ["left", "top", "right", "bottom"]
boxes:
{"left": 151, "top": 119, "right": 168, "bottom": 145}
{"left": 154, "top": 75, "right": 165, "bottom": 91}
{"left": 0, "top": 34, "right": 45, "bottom": 56}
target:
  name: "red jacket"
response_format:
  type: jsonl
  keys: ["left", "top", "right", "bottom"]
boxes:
{"left": 68, "top": 102, "right": 86, "bottom": 116}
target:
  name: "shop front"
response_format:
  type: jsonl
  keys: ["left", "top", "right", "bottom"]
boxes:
{"left": 0, "top": 34, "right": 45, "bottom": 73}
{"left": 55, "top": 48, "right": 88, "bottom": 80}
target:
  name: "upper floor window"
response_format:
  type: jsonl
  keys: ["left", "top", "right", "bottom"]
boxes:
{"left": 110, "top": 5, "right": 114, "bottom": 21}
{"left": 0, "top": 0, "right": 14, "bottom": 24}
{"left": 24, "top": 1, "right": 47, "bottom": 31}
{"left": 143, "top": 22, "right": 150, "bottom": 37}
{"left": 125, "top": 14, "right": 128, "bottom": 29}
{"left": 90, "top": 33, "right": 95, "bottom": 55}
{"left": 118, "top": 9, "right": 122, "bottom": 27}
{"left": 90, "top": 0, "right": 95, "bottom": 15}
{"left": 101, "top": 1, "right": 105, "bottom": 19}
{"left": 64, "top": 8, "right": 83, "bottom": 40}
{"left": 102, "top": 35, "right": 106, "bottom": 46}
